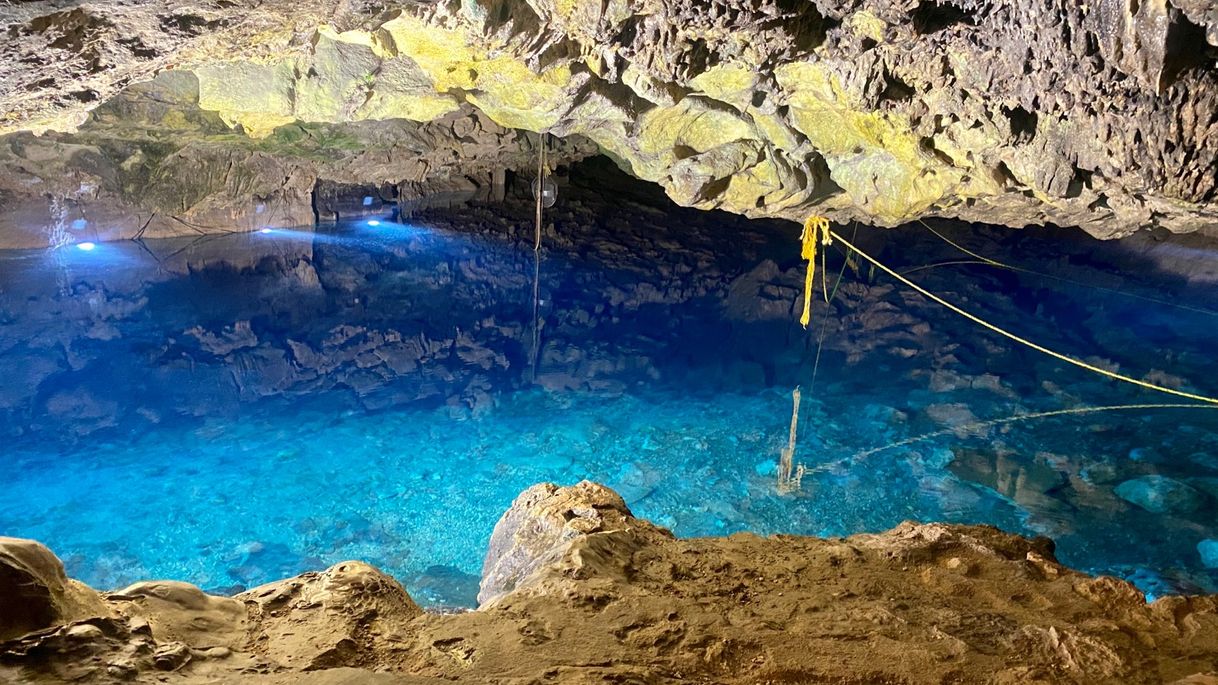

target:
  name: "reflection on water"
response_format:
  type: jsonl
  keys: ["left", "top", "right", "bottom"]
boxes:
{"left": 1, "top": 189, "right": 1217, "bottom": 607}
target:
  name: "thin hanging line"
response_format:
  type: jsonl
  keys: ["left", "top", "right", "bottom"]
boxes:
{"left": 530, "top": 249, "right": 541, "bottom": 382}
{"left": 900, "top": 259, "right": 994, "bottom": 275}
{"left": 530, "top": 131, "right": 546, "bottom": 380}
{"left": 534, "top": 132, "right": 545, "bottom": 253}
{"left": 809, "top": 221, "right": 856, "bottom": 393}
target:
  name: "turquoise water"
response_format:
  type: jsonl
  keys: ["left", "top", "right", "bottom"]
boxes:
{"left": 2, "top": 182, "right": 1217, "bottom": 607}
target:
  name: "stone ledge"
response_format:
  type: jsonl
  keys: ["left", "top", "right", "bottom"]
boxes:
{"left": 3, "top": 481, "right": 1218, "bottom": 683}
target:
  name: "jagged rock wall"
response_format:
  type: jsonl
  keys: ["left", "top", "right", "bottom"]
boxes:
{"left": 3, "top": 482, "right": 1218, "bottom": 683}
{"left": 0, "top": 70, "right": 596, "bottom": 249}
{"left": 2, "top": 0, "right": 1217, "bottom": 241}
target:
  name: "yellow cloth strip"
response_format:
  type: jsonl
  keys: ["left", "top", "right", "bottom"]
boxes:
{"left": 829, "top": 229, "right": 1218, "bottom": 406}
{"left": 799, "top": 216, "right": 831, "bottom": 328}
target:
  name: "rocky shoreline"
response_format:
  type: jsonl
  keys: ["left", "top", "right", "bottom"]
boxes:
{"left": 3, "top": 481, "right": 1217, "bottom": 684}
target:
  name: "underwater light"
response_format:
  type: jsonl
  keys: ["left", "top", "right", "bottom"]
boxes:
{"left": 259, "top": 228, "right": 273, "bottom": 234}
{"left": 367, "top": 220, "right": 381, "bottom": 227}
{"left": 76, "top": 242, "right": 96, "bottom": 251}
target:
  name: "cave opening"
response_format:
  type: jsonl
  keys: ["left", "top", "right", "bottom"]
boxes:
{"left": 910, "top": 0, "right": 976, "bottom": 34}
{"left": 1002, "top": 104, "right": 1038, "bottom": 142}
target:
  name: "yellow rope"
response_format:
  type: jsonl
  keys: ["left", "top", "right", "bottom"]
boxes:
{"left": 799, "top": 216, "right": 831, "bottom": 328}
{"left": 828, "top": 228, "right": 1218, "bottom": 405}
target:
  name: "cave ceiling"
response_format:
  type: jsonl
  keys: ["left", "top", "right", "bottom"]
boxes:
{"left": 1, "top": 0, "right": 1216, "bottom": 244}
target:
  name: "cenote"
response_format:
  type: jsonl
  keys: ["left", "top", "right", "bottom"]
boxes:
{"left": 2, "top": 162, "right": 1216, "bottom": 609}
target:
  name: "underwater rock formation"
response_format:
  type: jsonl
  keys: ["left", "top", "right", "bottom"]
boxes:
{"left": 2, "top": 0, "right": 1217, "bottom": 241}
{"left": 3, "top": 482, "right": 1218, "bottom": 683}
{"left": 1116, "top": 474, "right": 1207, "bottom": 514}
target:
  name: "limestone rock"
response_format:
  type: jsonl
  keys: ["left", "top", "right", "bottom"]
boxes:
{"left": 0, "top": 71, "right": 596, "bottom": 249}
{"left": 238, "top": 560, "right": 422, "bottom": 670}
{"left": 478, "top": 480, "right": 657, "bottom": 605}
{"left": 0, "top": 537, "right": 111, "bottom": 641}
{"left": 108, "top": 580, "right": 247, "bottom": 648}
{"left": 4, "top": 485, "right": 1218, "bottom": 683}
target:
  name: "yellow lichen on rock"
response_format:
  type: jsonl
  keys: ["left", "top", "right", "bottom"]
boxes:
{"left": 379, "top": 14, "right": 574, "bottom": 131}
{"left": 724, "top": 156, "right": 812, "bottom": 213}
{"left": 293, "top": 27, "right": 385, "bottom": 124}
{"left": 844, "top": 10, "right": 888, "bottom": 43}
{"left": 193, "top": 20, "right": 467, "bottom": 137}
{"left": 636, "top": 99, "right": 756, "bottom": 170}
{"left": 196, "top": 61, "right": 298, "bottom": 138}
{"left": 378, "top": 15, "right": 483, "bottom": 92}
{"left": 777, "top": 60, "right": 971, "bottom": 222}
{"left": 464, "top": 59, "right": 574, "bottom": 131}
{"left": 689, "top": 63, "right": 760, "bottom": 111}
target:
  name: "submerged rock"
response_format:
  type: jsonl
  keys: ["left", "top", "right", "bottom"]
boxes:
{"left": 1200, "top": 539, "right": 1218, "bottom": 569}
{"left": 1115, "top": 475, "right": 1207, "bottom": 514}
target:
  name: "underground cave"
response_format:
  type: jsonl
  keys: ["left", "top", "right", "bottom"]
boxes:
{"left": 2, "top": 0, "right": 1218, "bottom": 683}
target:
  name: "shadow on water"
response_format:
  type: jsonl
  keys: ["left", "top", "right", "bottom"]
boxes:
{"left": 1, "top": 158, "right": 1216, "bottom": 606}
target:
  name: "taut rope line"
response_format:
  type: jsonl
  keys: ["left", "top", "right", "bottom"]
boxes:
{"left": 916, "top": 219, "right": 1218, "bottom": 319}
{"left": 826, "top": 227, "right": 1218, "bottom": 406}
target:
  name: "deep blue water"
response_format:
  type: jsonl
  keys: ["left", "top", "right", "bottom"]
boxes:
{"left": 2, "top": 184, "right": 1217, "bottom": 607}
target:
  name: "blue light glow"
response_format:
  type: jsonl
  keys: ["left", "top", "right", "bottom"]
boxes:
{"left": 367, "top": 220, "right": 381, "bottom": 227}
{"left": 76, "top": 242, "right": 96, "bottom": 251}
{"left": 259, "top": 228, "right": 273, "bottom": 234}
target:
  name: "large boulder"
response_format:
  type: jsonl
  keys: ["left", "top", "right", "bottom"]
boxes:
{"left": 478, "top": 480, "right": 640, "bottom": 606}
{"left": 0, "top": 537, "right": 111, "bottom": 641}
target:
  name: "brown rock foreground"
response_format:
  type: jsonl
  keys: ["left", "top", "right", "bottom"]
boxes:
{"left": 3, "top": 482, "right": 1218, "bottom": 684}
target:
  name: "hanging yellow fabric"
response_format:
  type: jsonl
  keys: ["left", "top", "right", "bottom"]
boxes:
{"left": 799, "top": 216, "right": 832, "bottom": 328}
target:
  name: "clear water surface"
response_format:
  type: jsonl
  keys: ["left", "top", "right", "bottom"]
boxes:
{"left": 2, "top": 179, "right": 1216, "bottom": 607}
